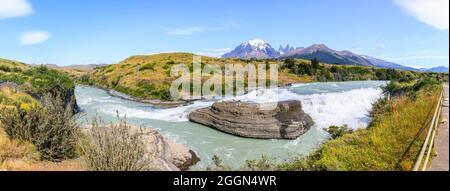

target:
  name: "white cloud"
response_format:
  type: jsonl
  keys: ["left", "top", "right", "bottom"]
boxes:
{"left": 394, "top": 0, "right": 449, "bottom": 30}
{"left": 0, "top": 0, "right": 33, "bottom": 19}
{"left": 166, "top": 26, "right": 223, "bottom": 35}
{"left": 349, "top": 43, "right": 387, "bottom": 53}
{"left": 20, "top": 30, "right": 50, "bottom": 45}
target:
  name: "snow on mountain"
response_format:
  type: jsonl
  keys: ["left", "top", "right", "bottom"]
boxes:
{"left": 221, "top": 39, "right": 280, "bottom": 59}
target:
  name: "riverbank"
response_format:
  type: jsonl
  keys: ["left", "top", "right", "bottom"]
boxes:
{"left": 107, "top": 88, "right": 190, "bottom": 108}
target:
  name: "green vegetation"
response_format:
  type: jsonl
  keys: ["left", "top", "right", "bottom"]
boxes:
{"left": 1, "top": 58, "right": 159, "bottom": 171}
{"left": 0, "top": 93, "right": 81, "bottom": 162}
{"left": 1, "top": 59, "right": 75, "bottom": 100}
{"left": 24, "top": 66, "right": 75, "bottom": 98}
{"left": 0, "top": 86, "right": 38, "bottom": 110}
{"left": 324, "top": 125, "right": 353, "bottom": 139}
{"left": 281, "top": 58, "right": 446, "bottom": 82}
{"left": 139, "top": 63, "right": 156, "bottom": 72}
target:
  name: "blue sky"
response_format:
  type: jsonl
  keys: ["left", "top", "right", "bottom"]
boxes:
{"left": 0, "top": 0, "right": 448, "bottom": 67}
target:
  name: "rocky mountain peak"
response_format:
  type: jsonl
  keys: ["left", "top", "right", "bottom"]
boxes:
{"left": 221, "top": 39, "right": 280, "bottom": 59}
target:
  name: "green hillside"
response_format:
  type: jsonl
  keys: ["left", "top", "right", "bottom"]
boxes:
{"left": 1, "top": 58, "right": 75, "bottom": 107}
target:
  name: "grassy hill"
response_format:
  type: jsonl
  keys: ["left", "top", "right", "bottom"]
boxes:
{"left": 75, "top": 53, "right": 309, "bottom": 101}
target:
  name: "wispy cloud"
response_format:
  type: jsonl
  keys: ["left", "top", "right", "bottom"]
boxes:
{"left": 387, "top": 55, "right": 449, "bottom": 61}
{"left": 380, "top": 49, "right": 449, "bottom": 66}
{"left": 166, "top": 26, "right": 224, "bottom": 36}
{"left": 196, "top": 48, "right": 232, "bottom": 57}
{"left": 20, "top": 30, "right": 50, "bottom": 45}
{"left": 394, "top": 0, "right": 449, "bottom": 30}
{"left": 349, "top": 43, "right": 387, "bottom": 53}
{"left": 0, "top": 0, "right": 33, "bottom": 19}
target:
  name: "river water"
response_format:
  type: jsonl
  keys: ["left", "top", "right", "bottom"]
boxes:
{"left": 75, "top": 81, "right": 387, "bottom": 169}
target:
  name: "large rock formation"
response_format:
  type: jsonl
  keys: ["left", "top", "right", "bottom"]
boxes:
{"left": 189, "top": 100, "right": 313, "bottom": 139}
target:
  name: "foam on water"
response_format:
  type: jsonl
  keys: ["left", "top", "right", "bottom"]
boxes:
{"left": 300, "top": 88, "right": 382, "bottom": 129}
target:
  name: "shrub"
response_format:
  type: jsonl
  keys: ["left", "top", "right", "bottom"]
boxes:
{"left": 412, "top": 77, "right": 440, "bottom": 92}
{"left": 139, "top": 63, "right": 156, "bottom": 72}
{"left": 324, "top": 125, "right": 353, "bottom": 139}
{"left": 111, "top": 76, "right": 121, "bottom": 87}
{"left": 206, "top": 155, "right": 232, "bottom": 171}
{"left": 241, "top": 155, "right": 278, "bottom": 171}
{"left": 0, "top": 93, "right": 81, "bottom": 161}
{"left": 24, "top": 66, "right": 75, "bottom": 98}
{"left": 80, "top": 117, "right": 154, "bottom": 171}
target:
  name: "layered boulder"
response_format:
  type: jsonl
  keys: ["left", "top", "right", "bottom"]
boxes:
{"left": 188, "top": 100, "right": 313, "bottom": 139}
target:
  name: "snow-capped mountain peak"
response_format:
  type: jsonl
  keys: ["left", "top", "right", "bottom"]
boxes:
{"left": 222, "top": 39, "right": 280, "bottom": 59}
{"left": 243, "top": 39, "right": 271, "bottom": 50}
{"left": 247, "top": 39, "right": 267, "bottom": 46}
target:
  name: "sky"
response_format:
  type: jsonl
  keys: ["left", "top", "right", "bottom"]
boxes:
{"left": 0, "top": 0, "right": 448, "bottom": 68}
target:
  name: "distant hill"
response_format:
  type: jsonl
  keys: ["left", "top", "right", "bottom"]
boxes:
{"left": 0, "top": 58, "right": 29, "bottom": 70}
{"left": 29, "top": 63, "right": 107, "bottom": 72}
{"left": 360, "top": 55, "right": 416, "bottom": 71}
{"left": 421, "top": 66, "right": 449, "bottom": 73}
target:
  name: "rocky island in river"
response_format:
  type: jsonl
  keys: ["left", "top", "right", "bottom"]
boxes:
{"left": 188, "top": 100, "right": 314, "bottom": 139}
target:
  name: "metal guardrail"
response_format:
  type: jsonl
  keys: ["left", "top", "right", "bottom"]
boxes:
{"left": 412, "top": 87, "right": 444, "bottom": 171}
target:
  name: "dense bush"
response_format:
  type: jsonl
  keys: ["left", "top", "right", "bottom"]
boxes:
{"left": 280, "top": 58, "right": 442, "bottom": 83}
{"left": 383, "top": 76, "right": 440, "bottom": 97}
{"left": 0, "top": 65, "right": 22, "bottom": 73}
{"left": 0, "top": 93, "right": 80, "bottom": 161}
{"left": 24, "top": 66, "right": 75, "bottom": 98}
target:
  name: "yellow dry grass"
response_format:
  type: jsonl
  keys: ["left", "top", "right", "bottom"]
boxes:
{"left": 0, "top": 127, "right": 86, "bottom": 171}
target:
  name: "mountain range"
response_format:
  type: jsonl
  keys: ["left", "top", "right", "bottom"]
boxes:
{"left": 221, "top": 39, "right": 448, "bottom": 72}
